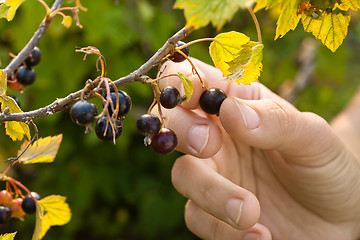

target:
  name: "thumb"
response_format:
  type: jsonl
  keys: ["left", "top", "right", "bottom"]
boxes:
{"left": 219, "top": 97, "right": 345, "bottom": 166}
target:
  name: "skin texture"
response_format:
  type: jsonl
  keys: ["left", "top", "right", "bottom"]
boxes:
{"left": 156, "top": 59, "right": 360, "bottom": 240}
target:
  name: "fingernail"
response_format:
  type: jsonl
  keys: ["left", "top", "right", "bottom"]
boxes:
{"left": 225, "top": 198, "right": 243, "bottom": 227}
{"left": 188, "top": 125, "right": 209, "bottom": 154}
{"left": 243, "top": 232, "right": 261, "bottom": 240}
{"left": 235, "top": 99, "right": 260, "bottom": 129}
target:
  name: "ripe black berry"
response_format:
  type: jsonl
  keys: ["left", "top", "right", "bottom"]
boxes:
{"left": 170, "top": 41, "right": 189, "bottom": 63}
{"left": 25, "top": 47, "right": 41, "bottom": 67}
{"left": 95, "top": 116, "right": 123, "bottom": 141}
{"left": 199, "top": 88, "right": 227, "bottom": 116}
{"left": 21, "top": 192, "right": 40, "bottom": 214}
{"left": 160, "top": 86, "right": 181, "bottom": 109}
{"left": 106, "top": 90, "right": 132, "bottom": 117}
{"left": 16, "top": 66, "right": 36, "bottom": 85}
{"left": 150, "top": 128, "right": 178, "bottom": 155}
{"left": 0, "top": 206, "right": 12, "bottom": 224}
{"left": 70, "top": 100, "right": 98, "bottom": 126}
{"left": 137, "top": 114, "right": 161, "bottom": 136}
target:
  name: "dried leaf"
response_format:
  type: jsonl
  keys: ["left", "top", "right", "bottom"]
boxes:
{"left": 18, "top": 134, "right": 63, "bottom": 164}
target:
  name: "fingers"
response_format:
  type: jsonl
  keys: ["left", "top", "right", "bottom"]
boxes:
{"left": 219, "top": 96, "right": 345, "bottom": 166}
{"left": 172, "top": 155, "right": 261, "bottom": 230}
{"left": 159, "top": 106, "right": 222, "bottom": 158}
{"left": 185, "top": 201, "right": 272, "bottom": 240}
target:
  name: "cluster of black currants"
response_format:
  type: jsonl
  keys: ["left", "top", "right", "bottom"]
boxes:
{"left": 8, "top": 47, "right": 41, "bottom": 92}
{"left": 70, "top": 90, "right": 131, "bottom": 141}
{"left": 0, "top": 190, "right": 41, "bottom": 224}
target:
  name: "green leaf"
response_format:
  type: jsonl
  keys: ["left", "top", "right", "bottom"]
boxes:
{"left": 32, "top": 201, "right": 44, "bottom": 240}
{"left": 18, "top": 134, "right": 63, "bottom": 164}
{"left": 275, "top": 0, "right": 301, "bottom": 39}
{"left": 0, "top": 69, "right": 7, "bottom": 95}
{"left": 177, "top": 72, "right": 193, "bottom": 102}
{"left": 38, "top": 195, "right": 71, "bottom": 240}
{"left": 0, "top": 232, "right": 17, "bottom": 240}
{"left": 225, "top": 43, "right": 264, "bottom": 84}
{"left": 209, "top": 31, "right": 250, "bottom": 75}
{"left": 173, "top": 0, "right": 255, "bottom": 30}
{"left": 0, "top": 96, "right": 31, "bottom": 141}
{"left": 301, "top": 10, "right": 351, "bottom": 52}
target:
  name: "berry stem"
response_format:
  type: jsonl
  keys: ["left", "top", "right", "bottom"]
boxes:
{"left": 248, "top": 8, "right": 262, "bottom": 44}
{"left": 177, "top": 38, "right": 215, "bottom": 50}
{"left": 177, "top": 50, "right": 207, "bottom": 89}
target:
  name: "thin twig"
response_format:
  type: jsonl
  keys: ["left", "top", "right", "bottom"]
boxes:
{"left": 0, "top": 26, "right": 194, "bottom": 122}
{"left": 4, "top": 0, "right": 65, "bottom": 76}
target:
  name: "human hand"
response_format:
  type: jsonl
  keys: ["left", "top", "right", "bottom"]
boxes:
{"left": 157, "top": 59, "right": 360, "bottom": 240}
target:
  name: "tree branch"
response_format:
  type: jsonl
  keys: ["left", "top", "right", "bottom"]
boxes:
{"left": 0, "top": 26, "right": 193, "bottom": 122}
{"left": 4, "top": 0, "right": 65, "bottom": 76}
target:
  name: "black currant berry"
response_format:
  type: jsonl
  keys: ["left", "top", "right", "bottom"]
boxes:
{"left": 21, "top": 192, "right": 40, "bottom": 214}
{"left": 16, "top": 66, "right": 36, "bottom": 85}
{"left": 199, "top": 88, "right": 227, "bottom": 116}
{"left": 150, "top": 128, "right": 178, "bottom": 155}
{"left": 136, "top": 114, "right": 161, "bottom": 136}
{"left": 160, "top": 86, "right": 181, "bottom": 109}
{"left": 70, "top": 100, "right": 98, "bottom": 126}
{"left": 95, "top": 116, "right": 123, "bottom": 141}
{"left": 0, "top": 206, "right": 12, "bottom": 224}
{"left": 106, "top": 90, "right": 132, "bottom": 117}
{"left": 170, "top": 41, "right": 189, "bottom": 63}
{"left": 25, "top": 47, "right": 41, "bottom": 67}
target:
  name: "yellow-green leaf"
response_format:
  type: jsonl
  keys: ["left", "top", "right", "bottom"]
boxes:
{"left": 0, "top": 232, "right": 17, "bottom": 240}
{"left": 0, "top": 3, "right": 10, "bottom": 20}
{"left": 32, "top": 201, "right": 44, "bottom": 240}
{"left": 275, "top": 0, "right": 301, "bottom": 39}
{"left": 1, "top": 0, "right": 25, "bottom": 21}
{"left": 254, "top": 0, "right": 281, "bottom": 12}
{"left": 225, "top": 43, "right": 264, "bottom": 84}
{"left": 209, "top": 31, "right": 250, "bottom": 75}
{"left": 38, "top": 195, "right": 71, "bottom": 240}
{"left": 301, "top": 10, "right": 350, "bottom": 52}
{"left": 0, "top": 95, "right": 30, "bottom": 141}
{"left": 337, "top": 0, "right": 360, "bottom": 10}
{"left": 174, "top": 0, "right": 255, "bottom": 30}
{"left": 18, "top": 134, "right": 63, "bottom": 164}
{"left": 178, "top": 72, "right": 193, "bottom": 102}
{"left": 61, "top": 15, "right": 72, "bottom": 28}
{"left": 0, "top": 69, "right": 7, "bottom": 95}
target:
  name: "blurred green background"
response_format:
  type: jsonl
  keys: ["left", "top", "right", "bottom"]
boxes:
{"left": 0, "top": 0, "right": 360, "bottom": 239}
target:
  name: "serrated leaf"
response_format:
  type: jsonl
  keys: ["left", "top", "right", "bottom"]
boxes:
{"left": 254, "top": 0, "right": 281, "bottom": 12}
{"left": 341, "top": 0, "right": 360, "bottom": 10}
{"left": 173, "top": 0, "right": 255, "bottom": 30}
{"left": 225, "top": 43, "right": 264, "bottom": 84}
{"left": 275, "top": 0, "right": 301, "bottom": 39}
{"left": 301, "top": 10, "right": 350, "bottom": 52}
{"left": 0, "top": 232, "right": 17, "bottom": 240}
{"left": 32, "top": 201, "right": 44, "bottom": 240}
{"left": 38, "top": 195, "right": 71, "bottom": 240}
{"left": 62, "top": 15, "right": 72, "bottom": 28}
{"left": 1, "top": 0, "right": 25, "bottom": 21}
{"left": 18, "top": 134, "right": 63, "bottom": 164}
{"left": 209, "top": 31, "right": 250, "bottom": 75}
{"left": 177, "top": 72, "right": 193, "bottom": 102}
{"left": 0, "top": 69, "right": 7, "bottom": 95}
{"left": 0, "top": 96, "right": 30, "bottom": 141}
